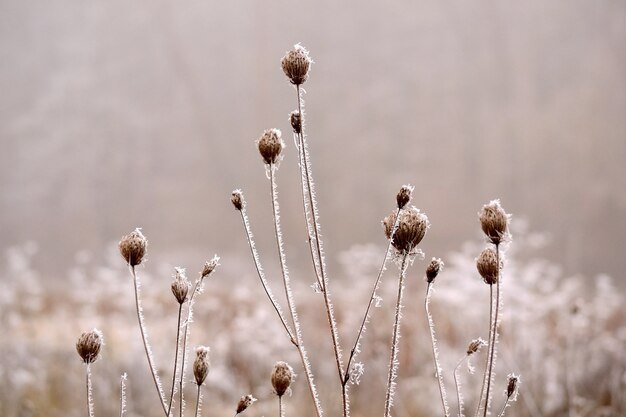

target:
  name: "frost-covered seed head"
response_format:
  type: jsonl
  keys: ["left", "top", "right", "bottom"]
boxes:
{"left": 236, "top": 394, "right": 257, "bottom": 414}
{"left": 171, "top": 268, "right": 190, "bottom": 304}
{"left": 231, "top": 190, "right": 244, "bottom": 211}
{"left": 479, "top": 200, "right": 510, "bottom": 245}
{"left": 119, "top": 228, "right": 147, "bottom": 266}
{"left": 193, "top": 346, "right": 210, "bottom": 386}
{"left": 396, "top": 184, "right": 414, "bottom": 209}
{"left": 202, "top": 255, "right": 220, "bottom": 278}
{"left": 506, "top": 374, "right": 520, "bottom": 400}
{"left": 383, "top": 206, "right": 429, "bottom": 254}
{"left": 425, "top": 257, "right": 444, "bottom": 283}
{"left": 281, "top": 44, "right": 311, "bottom": 85}
{"left": 271, "top": 361, "right": 295, "bottom": 397}
{"left": 477, "top": 247, "right": 500, "bottom": 285}
{"left": 290, "top": 110, "right": 302, "bottom": 134}
{"left": 257, "top": 128, "right": 284, "bottom": 165}
{"left": 467, "top": 338, "right": 487, "bottom": 355}
{"left": 76, "top": 329, "right": 103, "bottom": 364}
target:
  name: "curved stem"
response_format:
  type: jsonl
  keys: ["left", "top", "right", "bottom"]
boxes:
{"left": 454, "top": 355, "right": 469, "bottom": 417}
{"left": 167, "top": 304, "right": 183, "bottom": 416}
{"left": 426, "top": 283, "right": 450, "bottom": 417}
{"left": 86, "top": 364, "right": 94, "bottom": 417}
{"left": 475, "top": 284, "right": 494, "bottom": 417}
{"left": 483, "top": 245, "right": 501, "bottom": 417}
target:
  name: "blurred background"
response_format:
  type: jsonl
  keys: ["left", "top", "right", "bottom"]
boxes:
{"left": 1, "top": 1, "right": 625, "bottom": 417}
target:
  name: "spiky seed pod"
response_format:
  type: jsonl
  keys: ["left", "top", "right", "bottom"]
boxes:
{"left": 506, "top": 374, "right": 520, "bottom": 399}
{"left": 119, "top": 228, "right": 147, "bottom": 266}
{"left": 76, "top": 329, "right": 104, "bottom": 364}
{"left": 425, "top": 257, "right": 444, "bottom": 283}
{"left": 476, "top": 247, "right": 500, "bottom": 285}
{"left": 271, "top": 361, "right": 295, "bottom": 397}
{"left": 290, "top": 110, "right": 302, "bottom": 134}
{"left": 467, "top": 338, "right": 487, "bottom": 355}
{"left": 201, "top": 255, "right": 220, "bottom": 278}
{"left": 193, "top": 346, "right": 210, "bottom": 386}
{"left": 382, "top": 206, "right": 430, "bottom": 254}
{"left": 257, "top": 128, "right": 284, "bottom": 165}
{"left": 396, "top": 184, "right": 414, "bottom": 209}
{"left": 281, "top": 44, "right": 311, "bottom": 85}
{"left": 479, "top": 200, "right": 510, "bottom": 245}
{"left": 231, "top": 190, "right": 244, "bottom": 211}
{"left": 171, "top": 268, "right": 190, "bottom": 304}
{"left": 236, "top": 394, "right": 257, "bottom": 414}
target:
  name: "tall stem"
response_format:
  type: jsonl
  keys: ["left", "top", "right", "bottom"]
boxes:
{"left": 496, "top": 398, "right": 510, "bottom": 417}
{"left": 426, "top": 283, "right": 450, "bottom": 417}
{"left": 119, "top": 373, "right": 127, "bottom": 417}
{"left": 475, "top": 285, "right": 494, "bottom": 417}
{"left": 483, "top": 245, "right": 501, "bottom": 417}
{"left": 167, "top": 304, "right": 183, "bottom": 416}
{"left": 86, "top": 364, "right": 94, "bottom": 417}
{"left": 279, "top": 395, "right": 284, "bottom": 417}
{"left": 454, "top": 355, "right": 469, "bottom": 417}
{"left": 383, "top": 252, "right": 409, "bottom": 417}
{"left": 195, "top": 385, "right": 202, "bottom": 417}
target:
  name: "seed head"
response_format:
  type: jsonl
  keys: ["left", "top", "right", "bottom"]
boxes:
{"left": 119, "top": 228, "right": 147, "bottom": 266}
{"left": 382, "top": 206, "right": 430, "bottom": 254}
{"left": 290, "top": 111, "right": 302, "bottom": 134}
{"left": 271, "top": 361, "right": 295, "bottom": 397}
{"left": 506, "top": 374, "right": 520, "bottom": 400}
{"left": 479, "top": 200, "right": 510, "bottom": 245}
{"left": 257, "top": 128, "right": 284, "bottom": 165}
{"left": 171, "top": 267, "right": 190, "bottom": 304}
{"left": 76, "top": 329, "right": 103, "bottom": 364}
{"left": 235, "top": 394, "right": 257, "bottom": 415}
{"left": 281, "top": 44, "right": 311, "bottom": 85}
{"left": 476, "top": 247, "right": 500, "bottom": 285}
{"left": 396, "top": 184, "right": 414, "bottom": 209}
{"left": 193, "top": 346, "right": 210, "bottom": 386}
{"left": 467, "top": 338, "right": 487, "bottom": 355}
{"left": 202, "top": 255, "right": 220, "bottom": 278}
{"left": 231, "top": 190, "right": 244, "bottom": 211}
{"left": 425, "top": 257, "right": 444, "bottom": 284}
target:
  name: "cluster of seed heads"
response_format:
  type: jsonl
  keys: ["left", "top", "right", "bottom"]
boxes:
{"left": 257, "top": 128, "right": 284, "bottom": 165}
{"left": 479, "top": 200, "right": 510, "bottom": 245}
{"left": 383, "top": 206, "right": 430, "bottom": 254}
{"left": 425, "top": 257, "right": 444, "bottom": 284}
{"left": 271, "top": 361, "right": 295, "bottom": 397}
{"left": 281, "top": 44, "right": 312, "bottom": 85}
{"left": 119, "top": 228, "right": 147, "bottom": 266}
{"left": 76, "top": 329, "right": 104, "bottom": 364}
{"left": 193, "top": 346, "right": 210, "bottom": 386}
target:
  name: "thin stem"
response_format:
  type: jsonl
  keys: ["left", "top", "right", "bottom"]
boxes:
{"left": 130, "top": 266, "right": 168, "bottom": 417}
{"left": 426, "top": 282, "right": 450, "bottom": 417}
{"left": 496, "top": 398, "right": 510, "bottom": 417}
{"left": 195, "top": 385, "right": 202, "bottom": 417}
{"left": 279, "top": 395, "right": 283, "bottom": 417}
{"left": 269, "top": 164, "right": 324, "bottom": 417}
{"left": 86, "top": 364, "right": 94, "bottom": 417}
{"left": 383, "top": 252, "right": 409, "bottom": 417}
{"left": 167, "top": 304, "right": 183, "bottom": 416}
{"left": 119, "top": 373, "right": 127, "bottom": 417}
{"left": 483, "top": 244, "right": 501, "bottom": 417}
{"left": 474, "top": 285, "right": 494, "bottom": 417}
{"left": 454, "top": 355, "right": 469, "bottom": 417}
{"left": 179, "top": 279, "right": 204, "bottom": 417}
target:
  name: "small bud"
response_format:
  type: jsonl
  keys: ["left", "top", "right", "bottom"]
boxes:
{"left": 382, "top": 206, "right": 430, "bottom": 254}
{"left": 396, "top": 184, "right": 414, "bottom": 209}
{"left": 290, "top": 111, "right": 302, "bottom": 134}
{"left": 201, "top": 255, "right": 220, "bottom": 278}
{"left": 467, "top": 338, "right": 487, "bottom": 355}
{"left": 425, "top": 257, "right": 444, "bottom": 283}
{"left": 231, "top": 190, "right": 244, "bottom": 211}
{"left": 506, "top": 374, "right": 520, "bottom": 400}
{"left": 257, "top": 128, "right": 284, "bottom": 165}
{"left": 476, "top": 248, "right": 500, "bottom": 285}
{"left": 171, "top": 268, "right": 190, "bottom": 304}
{"left": 193, "top": 346, "right": 210, "bottom": 386}
{"left": 76, "top": 329, "right": 104, "bottom": 364}
{"left": 235, "top": 394, "right": 257, "bottom": 414}
{"left": 281, "top": 44, "right": 312, "bottom": 85}
{"left": 271, "top": 361, "right": 295, "bottom": 397}
{"left": 479, "top": 200, "right": 510, "bottom": 245}
{"left": 119, "top": 228, "right": 147, "bottom": 266}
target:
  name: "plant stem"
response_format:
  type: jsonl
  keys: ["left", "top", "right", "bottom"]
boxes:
{"left": 86, "top": 364, "right": 94, "bottom": 417}
{"left": 383, "top": 252, "right": 409, "bottom": 417}
{"left": 167, "top": 304, "right": 183, "bottom": 416}
{"left": 279, "top": 395, "right": 283, "bottom": 417}
{"left": 497, "top": 398, "right": 510, "bottom": 417}
{"left": 483, "top": 244, "right": 501, "bottom": 417}
{"left": 454, "top": 355, "right": 469, "bottom": 417}
{"left": 426, "top": 282, "right": 450, "bottom": 417}
{"left": 195, "top": 385, "right": 201, "bottom": 417}
{"left": 475, "top": 284, "right": 494, "bottom": 417}
{"left": 119, "top": 373, "right": 127, "bottom": 417}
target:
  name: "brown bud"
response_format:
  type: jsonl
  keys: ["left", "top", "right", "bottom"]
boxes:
{"left": 476, "top": 248, "right": 500, "bottom": 285}
{"left": 467, "top": 338, "right": 487, "bottom": 355}
{"left": 171, "top": 268, "right": 190, "bottom": 304}
{"left": 479, "top": 200, "right": 510, "bottom": 245}
{"left": 396, "top": 184, "right": 414, "bottom": 209}
{"left": 201, "top": 255, "right": 220, "bottom": 278}
{"left": 281, "top": 44, "right": 312, "bottom": 85}
{"left": 193, "top": 346, "right": 210, "bottom": 386}
{"left": 506, "top": 374, "right": 520, "bottom": 399}
{"left": 231, "top": 190, "right": 244, "bottom": 211}
{"left": 257, "top": 128, "right": 284, "bottom": 165}
{"left": 236, "top": 394, "right": 257, "bottom": 414}
{"left": 76, "top": 329, "right": 103, "bottom": 364}
{"left": 271, "top": 361, "right": 295, "bottom": 397}
{"left": 382, "top": 206, "right": 430, "bottom": 254}
{"left": 119, "top": 228, "right": 147, "bottom": 266}
{"left": 425, "top": 257, "right": 444, "bottom": 283}
{"left": 290, "top": 111, "right": 302, "bottom": 134}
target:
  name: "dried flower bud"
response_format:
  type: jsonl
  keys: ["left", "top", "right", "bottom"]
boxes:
{"left": 76, "top": 329, "right": 103, "bottom": 364}
{"left": 290, "top": 110, "right": 302, "bottom": 134}
{"left": 281, "top": 44, "right": 311, "bottom": 85}
{"left": 119, "top": 228, "right": 147, "bottom": 266}
{"left": 467, "top": 338, "right": 487, "bottom": 355}
{"left": 476, "top": 248, "right": 500, "bottom": 285}
{"left": 236, "top": 394, "right": 257, "bottom": 414}
{"left": 479, "top": 200, "right": 510, "bottom": 245}
{"left": 396, "top": 184, "right": 414, "bottom": 209}
{"left": 171, "top": 267, "right": 190, "bottom": 304}
{"left": 193, "top": 346, "right": 210, "bottom": 386}
{"left": 382, "top": 206, "right": 430, "bottom": 254}
{"left": 425, "top": 257, "right": 444, "bottom": 283}
{"left": 201, "top": 255, "right": 220, "bottom": 278}
{"left": 231, "top": 190, "right": 244, "bottom": 211}
{"left": 506, "top": 374, "right": 520, "bottom": 400}
{"left": 257, "top": 128, "right": 284, "bottom": 165}
{"left": 271, "top": 361, "right": 295, "bottom": 397}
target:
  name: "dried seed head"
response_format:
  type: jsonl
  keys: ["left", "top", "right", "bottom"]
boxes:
{"left": 425, "top": 257, "right": 444, "bottom": 284}
{"left": 231, "top": 189, "right": 244, "bottom": 211}
{"left": 479, "top": 200, "right": 510, "bottom": 245}
{"left": 119, "top": 228, "right": 147, "bottom": 266}
{"left": 506, "top": 374, "right": 520, "bottom": 400}
{"left": 76, "top": 329, "right": 103, "bottom": 364}
{"left": 281, "top": 44, "right": 311, "bottom": 85}
{"left": 271, "top": 361, "right": 295, "bottom": 397}
{"left": 476, "top": 247, "right": 500, "bottom": 285}
{"left": 235, "top": 394, "right": 257, "bottom": 414}
{"left": 171, "top": 267, "right": 190, "bottom": 304}
{"left": 290, "top": 110, "right": 302, "bottom": 134}
{"left": 193, "top": 346, "right": 210, "bottom": 386}
{"left": 382, "top": 206, "right": 430, "bottom": 254}
{"left": 257, "top": 128, "right": 284, "bottom": 165}
{"left": 396, "top": 184, "right": 414, "bottom": 209}
{"left": 467, "top": 338, "right": 487, "bottom": 355}
{"left": 201, "top": 255, "right": 220, "bottom": 278}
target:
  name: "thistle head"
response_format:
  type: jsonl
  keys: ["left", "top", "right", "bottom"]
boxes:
{"left": 171, "top": 267, "right": 190, "bottom": 304}
{"left": 281, "top": 44, "right": 311, "bottom": 85}
{"left": 235, "top": 394, "right": 257, "bottom": 415}
{"left": 271, "top": 361, "right": 295, "bottom": 397}
{"left": 193, "top": 346, "right": 210, "bottom": 386}
{"left": 231, "top": 190, "right": 244, "bottom": 211}
{"left": 290, "top": 110, "right": 302, "bottom": 134}
{"left": 467, "top": 338, "right": 487, "bottom": 355}
{"left": 257, "top": 128, "right": 284, "bottom": 165}
{"left": 476, "top": 247, "right": 500, "bottom": 285}
{"left": 119, "top": 228, "right": 147, "bottom": 266}
{"left": 76, "top": 329, "right": 103, "bottom": 364}
{"left": 479, "top": 200, "right": 510, "bottom": 245}
{"left": 506, "top": 374, "right": 521, "bottom": 400}
{"left": 201, "top": 255, "right": 220, "bottom": 278}
{"left": 396, "top": 184, "right": 414, "bottom": 209}
{"left": 425, "top": 257, "right": 444, "bottom": 284}
{"left": 382, "top": 206, "right": 429, "bottom": 254}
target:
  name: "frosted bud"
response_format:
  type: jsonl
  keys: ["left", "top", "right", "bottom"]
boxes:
{"left": 231, "top": 190, "right": 244, "bottom": 211}
{"left": 476, "top": 248, "right": 500, "bottom": 285}
{"left": 271, "top": 361, "right": 295, "bottom": 397}
{"left": 396, "top": 184, "right": 414, "bottom": 209}
{"left": 119, "top": 228, "right": 147, "bottom": 266}
{"left": 193, "top": 346, "right": 210, "bottom": 386}
{"left": 236, "top": 394, "right": 257, "bottom": 414}
{"left": 425, "top": 257, "right": 444, "bottom": 283}
{"left": 76, "top": 329, "right": 103, "bottom": 364}
{"left": 479, "top": 200, "right": 510, "bottom": 245}
{"left": 281, "top": 44, "right": 312, "bottom": 85}
{"left": 171, "top": 268, "right": 190, "bottom": 304}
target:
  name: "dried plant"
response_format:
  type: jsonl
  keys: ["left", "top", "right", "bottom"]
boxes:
{"left": 76, "top": 329, "right": 103, "bottom": 417}
{"left": 271, "top": 361, "right": 296, "bottom": 417}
